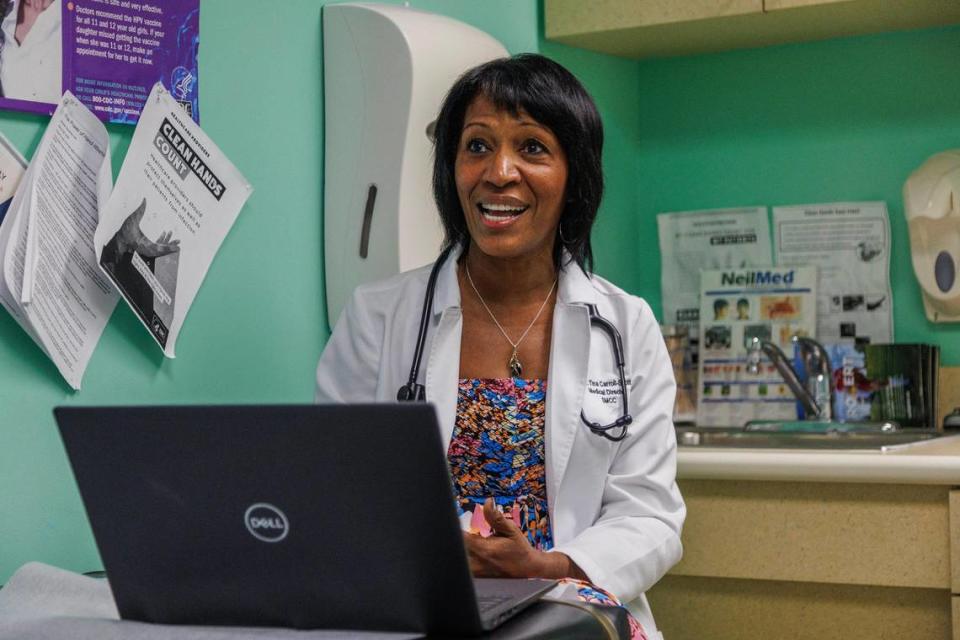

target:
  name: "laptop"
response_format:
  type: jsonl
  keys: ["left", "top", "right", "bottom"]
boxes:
{"left": 54, "top": 404, "right": 557, "bottom": 636}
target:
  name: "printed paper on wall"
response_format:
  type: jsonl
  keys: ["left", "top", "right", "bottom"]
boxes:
{"left": 0, "top": 0, "right": 199, "bottom": 124}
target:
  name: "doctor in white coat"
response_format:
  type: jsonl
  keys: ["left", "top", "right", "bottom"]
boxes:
{"left": 316, "top": 54, "right": 684, "bottom": 638}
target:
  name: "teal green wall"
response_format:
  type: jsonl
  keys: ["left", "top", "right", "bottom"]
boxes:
{"left": 0, "top": 0, "right": 643, "bottom": 584}
{"left": 633, "top": 26, "right": 960, "bottom": 364}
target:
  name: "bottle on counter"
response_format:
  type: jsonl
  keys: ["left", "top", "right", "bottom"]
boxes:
{"left": 661, "top": 324, "right": 697, "bottom": 425}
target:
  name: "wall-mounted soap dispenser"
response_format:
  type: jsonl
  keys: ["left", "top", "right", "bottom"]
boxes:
{"left": 322, "top": 3, "right": 508, "bottom": 328}
{"left": 903, "top": 150, "right": 960, "bottom": 322}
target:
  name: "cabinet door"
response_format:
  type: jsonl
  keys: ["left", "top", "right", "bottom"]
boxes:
{"left": 547, "top": 0, "right": 960, "bottom": 59}
{"left": 763, "top": 0, "right": 854, "bottom": 10}
{"left": 546, "top": 0, "right": 761, "bottom": 39}
{"left": 760, "top": 0, "right": 960, "bottom": 45}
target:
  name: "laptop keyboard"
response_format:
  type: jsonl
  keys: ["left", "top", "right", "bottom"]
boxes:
{"left": 477, "top": 594, "right": 513, "bottom": 613}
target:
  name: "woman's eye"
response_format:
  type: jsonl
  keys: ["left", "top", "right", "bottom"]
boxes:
{"left": 465, "top": 139, "right": 489, "bottom": 153}
{"left": 522, "top": 139, "right": 546, "bottom": 155}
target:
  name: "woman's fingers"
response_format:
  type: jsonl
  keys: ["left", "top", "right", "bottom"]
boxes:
{"left": 463, "top": 500, "right": 537, "bottom": 579}
{"left": 483, "top": 498, "right": 522, "bottom": 539}
{"left": 462, "top": 531, "right": 491, "bottom": 576}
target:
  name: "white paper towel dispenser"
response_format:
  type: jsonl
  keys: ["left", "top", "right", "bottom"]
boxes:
{"left": 322, "top": 3, "right": 508, "bottom": 328}
{"left": 903, "top": 150, "right": 960, "bottom": 322}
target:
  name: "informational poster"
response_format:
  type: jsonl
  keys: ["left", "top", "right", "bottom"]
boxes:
{"left": 0, "top": 92, "right": 117, "bottom": 390}
{"left": 94, "top": 83, "right": 252, "bottom": 357}
{"left": 696, "top": 266, "right": 818, "bottom": 427}
{"left": 657, "top": 207, "right": 773, "bottom": 335}
{"left": 0, "top": 0, "right": 199, "bottom": 124}
{"left": 773, "top": 202, "right": 892, "bottom": 344}
{"left": 658, "top": 207, "right": 773, "bottom": 426}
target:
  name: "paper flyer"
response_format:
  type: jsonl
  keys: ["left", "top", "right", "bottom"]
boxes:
{"left": 657, "top": 207, "right": 773, "bottom": 335}
{"left": 773, "top": 201, "right": 893, "bottom": 344}
{"left": 0, "top": 0, "right": 199, "bottom": 124}
{"left": 0, "top": 91, "right": 117, "bottom": 389}
{"left": 94, "top": 82, "right": 252, "bottom": 357}
{"left": 696, "top": 266, "right": 818, "bottom": 427}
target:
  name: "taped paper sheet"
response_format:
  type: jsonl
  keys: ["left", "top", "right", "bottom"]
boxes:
{"left": 94, "top": 83, "right": 252, "bottom": 357}
{"left": 0, "top": 92, "right": 117, "bottom": 389}
{"left": 773, "top": 201, "right": 893, "bottom": 344}
{"left": 658, "top": 206, "right": 773, "bottom": 335}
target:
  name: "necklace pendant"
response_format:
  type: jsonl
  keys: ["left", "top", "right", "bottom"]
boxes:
{"left": 508, "top": 350, "right": 523, "bottom": 378}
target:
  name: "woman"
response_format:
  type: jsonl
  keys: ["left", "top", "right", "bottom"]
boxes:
{"left": 316, "top": 54, "right": 685, "bottom": 638}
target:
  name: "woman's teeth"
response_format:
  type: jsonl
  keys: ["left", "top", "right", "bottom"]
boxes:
{"left": 479, "top": 203, "right": 528, "bottom": 221}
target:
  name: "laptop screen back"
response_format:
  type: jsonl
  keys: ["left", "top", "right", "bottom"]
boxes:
{"left": 55, "top": 404, "right": 484, "bottom": 635}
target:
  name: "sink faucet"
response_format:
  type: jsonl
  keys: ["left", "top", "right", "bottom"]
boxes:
{"left": 746, "top": 336, "right": 833, "bottom": 421}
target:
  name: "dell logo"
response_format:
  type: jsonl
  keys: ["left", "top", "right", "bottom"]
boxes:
{"left": 244, "top": 503, "right": 289, "bottom": 543}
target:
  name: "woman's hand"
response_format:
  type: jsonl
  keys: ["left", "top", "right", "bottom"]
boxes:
{"left": 462, "top": 498, "right": 588, "bottom": 581}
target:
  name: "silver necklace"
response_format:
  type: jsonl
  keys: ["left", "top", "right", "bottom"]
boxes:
{"left": 464, "top": 263, "right": 558, "bottom": 378}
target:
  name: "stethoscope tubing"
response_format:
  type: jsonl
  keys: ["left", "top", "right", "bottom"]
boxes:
{"left": 397, "top": 248, "right": 633, "bottom": 440}
{"left": 397, "top": 245, "right": 455, "bottom": 402}
{"left": 582, "top": 304, "right": 633, "bottom": 441}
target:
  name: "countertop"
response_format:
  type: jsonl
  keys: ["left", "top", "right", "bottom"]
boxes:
{"left": 677, "top": 433, "right": 960, "bottom": 485}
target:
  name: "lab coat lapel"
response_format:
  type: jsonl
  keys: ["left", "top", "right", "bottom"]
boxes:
{"left": 546, "top": 259, "right": 597, "bottom": 505}
{"left": 425, "top": 246, "right": 463, "bottom": 448}
{"left": 425, "top": 307, "right": 462, "bottom": 448}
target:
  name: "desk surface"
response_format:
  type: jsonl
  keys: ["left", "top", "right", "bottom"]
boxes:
{"left": 0, "top": 562, "right": 626, "bottom": 640}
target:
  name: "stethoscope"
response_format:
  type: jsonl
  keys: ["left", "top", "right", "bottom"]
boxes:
{"left": 396, "top": 246, "right": 633, "bottom": 441}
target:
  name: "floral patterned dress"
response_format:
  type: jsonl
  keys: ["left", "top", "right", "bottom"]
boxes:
{"left": 448, "top": 377, "right": 647, "bottom": 640}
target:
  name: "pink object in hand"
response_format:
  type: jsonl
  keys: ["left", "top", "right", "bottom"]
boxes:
{"left": 470, "top": 504, "right": 493, "bottom": 537}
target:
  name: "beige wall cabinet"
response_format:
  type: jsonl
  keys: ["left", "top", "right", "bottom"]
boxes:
{"left": 545, "top": 0, "right": 960, "bottom": 59}
{"left": 648, "top": 479, "right": 959, "bottom": 639}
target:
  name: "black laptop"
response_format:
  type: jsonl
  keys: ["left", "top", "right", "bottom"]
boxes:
{"left": 54, "top": 404, "right": 557, "bottom": 636}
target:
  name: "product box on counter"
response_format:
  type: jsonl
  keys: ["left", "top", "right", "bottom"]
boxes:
{"left": 825, "top": 343, "right": 872, "bottom": 422}
{"left": 864, "top": 343, "right": 939, "bottom": 429}
{"left": 819, "top": 342, "right": 940, "bottom": 428}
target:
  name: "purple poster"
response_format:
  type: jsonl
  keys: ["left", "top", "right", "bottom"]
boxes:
{"left": 0, "top": 0, "right": 198, "bottom": 124}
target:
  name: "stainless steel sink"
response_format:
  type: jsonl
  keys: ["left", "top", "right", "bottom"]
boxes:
{"left": 676, "top": 425, "right": 942, "bottom": 450}
{"left": 743, "top": 420, "right": 900, "bottom": 434}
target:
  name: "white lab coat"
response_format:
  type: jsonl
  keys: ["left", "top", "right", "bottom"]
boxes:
{"left": 315, "top": 246, "right": 685, "bottom": 636}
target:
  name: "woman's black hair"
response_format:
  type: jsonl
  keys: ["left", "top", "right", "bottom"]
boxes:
{"left": 432, "top": 53, "right": 604, "bottom": 273}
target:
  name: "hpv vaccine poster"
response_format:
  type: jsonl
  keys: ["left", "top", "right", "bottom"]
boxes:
{"left": 0, "top": 0, "right": 199, "bottom": 124}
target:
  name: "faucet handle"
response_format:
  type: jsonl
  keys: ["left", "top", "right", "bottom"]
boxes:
{"left": 792, "top": 336, "right": 831, "bottom": 375}
{"left": 791, "top": 336, "right": 834, "bottom": 421}
{"left": 745, "top": 337, "right": 762, "bottom": 374}
{"left": 808, "top": 373, "right": 833, "bottom": 420}
{"left": 748, "top": 336, "right": 822, "bottom": 418}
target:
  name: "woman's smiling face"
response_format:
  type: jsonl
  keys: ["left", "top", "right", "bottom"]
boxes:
{"left": 455, "top": 94, "right": 568, "bottom": 263}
